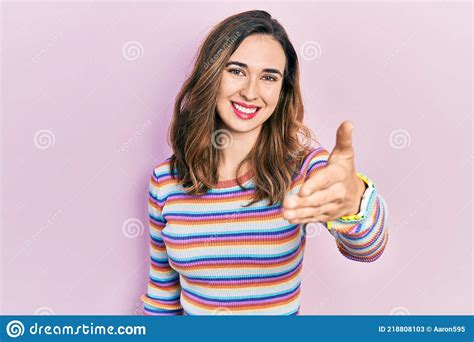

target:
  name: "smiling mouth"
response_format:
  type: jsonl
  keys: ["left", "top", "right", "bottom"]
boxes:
{"left": 230, "top": 101, "right": 261, "bottom": 119}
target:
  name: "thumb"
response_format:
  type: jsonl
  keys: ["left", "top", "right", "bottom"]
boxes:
{"left": 329, "top": 121, "right": 354, "bottom": 163}
{"left": 334, "top": 120, "right": 354, "bottom": 153}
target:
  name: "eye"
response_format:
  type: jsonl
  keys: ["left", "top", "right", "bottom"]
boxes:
{"left": 262, "top": 75, "right": 277, "bottom": 82}
{"left": 228, "top": 68, "right": 245, "bottom": 76}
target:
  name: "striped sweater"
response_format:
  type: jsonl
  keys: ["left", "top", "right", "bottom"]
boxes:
{"left": 140, "top": 146, "right": 389, "bottom": 315}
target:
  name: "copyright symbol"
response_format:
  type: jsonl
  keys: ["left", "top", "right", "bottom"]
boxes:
{"left": 426, "top": 326, "right": 432, "bottom": 332}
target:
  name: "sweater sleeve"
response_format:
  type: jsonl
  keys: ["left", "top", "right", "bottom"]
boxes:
{"left": 140, "top": 168, "right": 184, "bottom": 315}
{"left": 304, "top": 148, "right": 389, "bottom": 263}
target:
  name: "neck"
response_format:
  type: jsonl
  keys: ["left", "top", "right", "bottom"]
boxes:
{"left": 218, "top": 127, "right": 261, "bottom": 180}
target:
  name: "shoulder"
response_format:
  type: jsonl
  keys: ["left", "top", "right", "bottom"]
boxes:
{"left": 293, "top": 144, "right": 330, "bottom": 183}
{"left": 149, "top": 156, "right": 177, "bottom": 196}
{"left": 151, "top": 157, "right": 173, "bottom": 179}
{"left": 301, "top": 145, "right": 330, "bottom": 171}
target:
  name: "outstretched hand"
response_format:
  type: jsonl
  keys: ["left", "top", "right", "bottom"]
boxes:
{"left": 282, "top": 121, "right": 366, "bottom": 224}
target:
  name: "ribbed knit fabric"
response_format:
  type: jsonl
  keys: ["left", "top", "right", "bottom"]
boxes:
{"left": 141, "top": 146, "right": 389, "bottom": 315}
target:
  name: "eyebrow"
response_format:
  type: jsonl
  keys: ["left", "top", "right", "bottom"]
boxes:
{"left": 225, "top": 61, "right": 284, "bottom": 77}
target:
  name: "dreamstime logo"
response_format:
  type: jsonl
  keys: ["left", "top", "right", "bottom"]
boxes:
{"left": 211, "top": 129, "right": 233, "bottom": 149}
{"left": 6, "top": 320, "right": 25, "bottom": 338}
{"left": 122, "top": 41, "right": 144, "bottom": 61}
{"left": 134, "top": 301, "right": 144, "bottom": 315}
{"left": 34, "top": 129, "right": 56, "bottom": 150}
{"left": 122, "top": 218, "right": 144, "bottom": 238}
{"left": 34, "top": 307, "right": 55, "bottom": 315}
{"left": 389, "top": 129, "right": 411, "bottom": 149}
{"left": 301, "top": 222, "right": 322, "bottom": 239}
{"left": 390, "top": 306, "right": 410, "bottom": 315}
{"left": 300, "top": 41, "right": 322, "bottom": 61}
{"left": 212, "top": 306, "right": 233, "bottom": 315}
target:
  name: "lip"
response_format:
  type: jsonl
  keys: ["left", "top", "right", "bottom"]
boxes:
{"left": 230, "top": 101, "right": 261, "bottom": 120}
{"left": 232, "top": 101, "right": 260, "bottom": 109}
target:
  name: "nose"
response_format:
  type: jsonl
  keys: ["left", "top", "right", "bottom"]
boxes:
{"left": 239, "top": 77, "right": 258, "bottom": 101}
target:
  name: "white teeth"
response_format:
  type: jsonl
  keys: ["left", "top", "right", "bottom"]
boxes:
{"left": 232, "top": 102, "right": 258, "bottom": 114}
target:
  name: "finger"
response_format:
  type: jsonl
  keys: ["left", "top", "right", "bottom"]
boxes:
{"left": 283, "top": 202, "right": 340, "bottom": 222}
{"left": 333, "top": 121, "right": 354, "bottom": 155}
{"left": 299, "top": 163, "right": 345, "bottom": 197}
{"left": 283, "top": 186, "right": 339, "bottom": 210}
{"left": 294, "top": 213, "right": 332, "bottom": 224}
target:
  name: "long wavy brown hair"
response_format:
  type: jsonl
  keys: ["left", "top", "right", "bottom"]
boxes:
{"left": 168, "top": 10, "right": 317, "bottom": 207}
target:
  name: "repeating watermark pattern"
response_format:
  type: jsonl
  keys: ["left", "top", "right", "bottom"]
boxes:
{"left": 390, "top": 306, "right": 410, "bottom": 315}
{"left": 113, "top": 119, "right": 152, "bottom": 159}
{"left": 33, "top": 129, "right": 56, "bottom": 150}
{"left": 312, "top": 297, "right": 329, "bottom": 314}
{"left": 7, "top": 209, "right": 64, "bottom": 266}
{"left": 134, "top": 301, "right": 144, "bottom": 315}
{"left": 203, "top": 212, "right": 239, "bottom": 247}
{"left": 25, "top": 23, "right": 70, "bottom": 70}
{"left": 203, "top": 31, "right": 241, "bottom": 69}
{"left": 300, "top": 41, "right": 322, "bottom": 61}
{"left": 212, "top": 306, "right": 233, "bottom": 315}
{"left": 122, "top": 41, "right": 144, "bottom": 61}
{"left": 26, "top": 209, "right": 63, "bottom": 251}
{"left": 379, "top": 32, "right": 415, "bottom": 74}
{"left": 6, "top": 320, "right": 25, "bottom": 338}
{"left": 34, "top": 307, "right": 55, "bottom": 315}
{"left": 389, "top": 129, "right": 411, "bottom": 149}
{"left": 211, "top": 129, "right": 233, "bottom": 149}
{"left": 122, "top": 218, "right": 144, "bottom": 238}
{"left": 394, "top": 207, "right": 417, "bottom": 230}
{"left": 301, "top": 222, "right": 322, "bottom": 239}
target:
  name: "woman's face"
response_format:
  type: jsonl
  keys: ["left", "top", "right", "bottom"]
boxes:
{"left": 216, "top": 34, "right": 286, "bottom": 136}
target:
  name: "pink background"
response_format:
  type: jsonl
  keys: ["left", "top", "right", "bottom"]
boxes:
{"left": 1, "top": 1, "right": 471, "bottom": 315}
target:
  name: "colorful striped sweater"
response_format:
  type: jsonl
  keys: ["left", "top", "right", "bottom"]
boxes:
{"left": 141, "top": 146, "right": 389, "bottom": 315}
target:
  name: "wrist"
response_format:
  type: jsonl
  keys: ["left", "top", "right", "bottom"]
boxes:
{"left": 348, "top": 176, "right": 367, "bottom": 216}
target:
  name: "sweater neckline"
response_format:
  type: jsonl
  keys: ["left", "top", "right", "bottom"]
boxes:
{"left": 215, "top": 169, "right": 254, "bottom": 189}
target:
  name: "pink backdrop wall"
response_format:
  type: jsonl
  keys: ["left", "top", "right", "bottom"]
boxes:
{"left": 1, "top": 1, "right": 472, "bottom": 315}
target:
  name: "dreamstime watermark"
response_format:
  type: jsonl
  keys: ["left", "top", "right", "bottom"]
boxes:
{"left": 211, "top": 128, "right": 233, "bottom": 149}
{"left": 113, "top": 119, "right": 152, "bottom": 158}
{"left": 390, "top": 306, "right": 410, "bottom": 315}
{"left": 389, "top": 129, "right": 411, "bottom": 149}
{"left": 301, "top": 222, "right": 323, "bottom": 239}
{"left": 312, "top": 297, "right": 329, "bottom": 314}
{"left": 34, "top": 129, "right": 56, "bottom": 150}
{"left": 5, "top": 320, "right": 146, "bottom": 338}
{"left": 15, "top": 209, "right": 63, "bottom": 262}
{"left": 6, "top": 208, "right": 63, "bottom": 267}
{"left": 300, "top": 41, "right": 322, "bottom": 61}
{"left": 134, "top": 301, "right": 144, "bottom": 315}
{"left": 34, "top": 307, "right": 55, "bottom": 315}
{"left": 122, "top": 218, "right": 144, "bottom": 239}
{"left": 394, "top": 208, "right": 417, "bottom": 230}
{"left": 203, "top": 211, "right": 239, "bottom": 247}
{"left": 6, "top": 320, "right": 24, "bottom": 338}
{"left": 26, "top": 31, "right": 65, "bottom": 69}
{"left": 212, "top": 306, "right": 233, "bottom": 315}
{"left": 203, "top": 31, "right": 241, "bottom": 69}
{"left": 122, "top": 40, "right": 144, "bottom": 61}
{"left": 380, "top": 32, "right": 415, "bottom": 74}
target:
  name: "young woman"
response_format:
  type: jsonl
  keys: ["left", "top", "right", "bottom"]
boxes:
{"left": 141, "top": 10, "right": 388, "bottom": 316}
